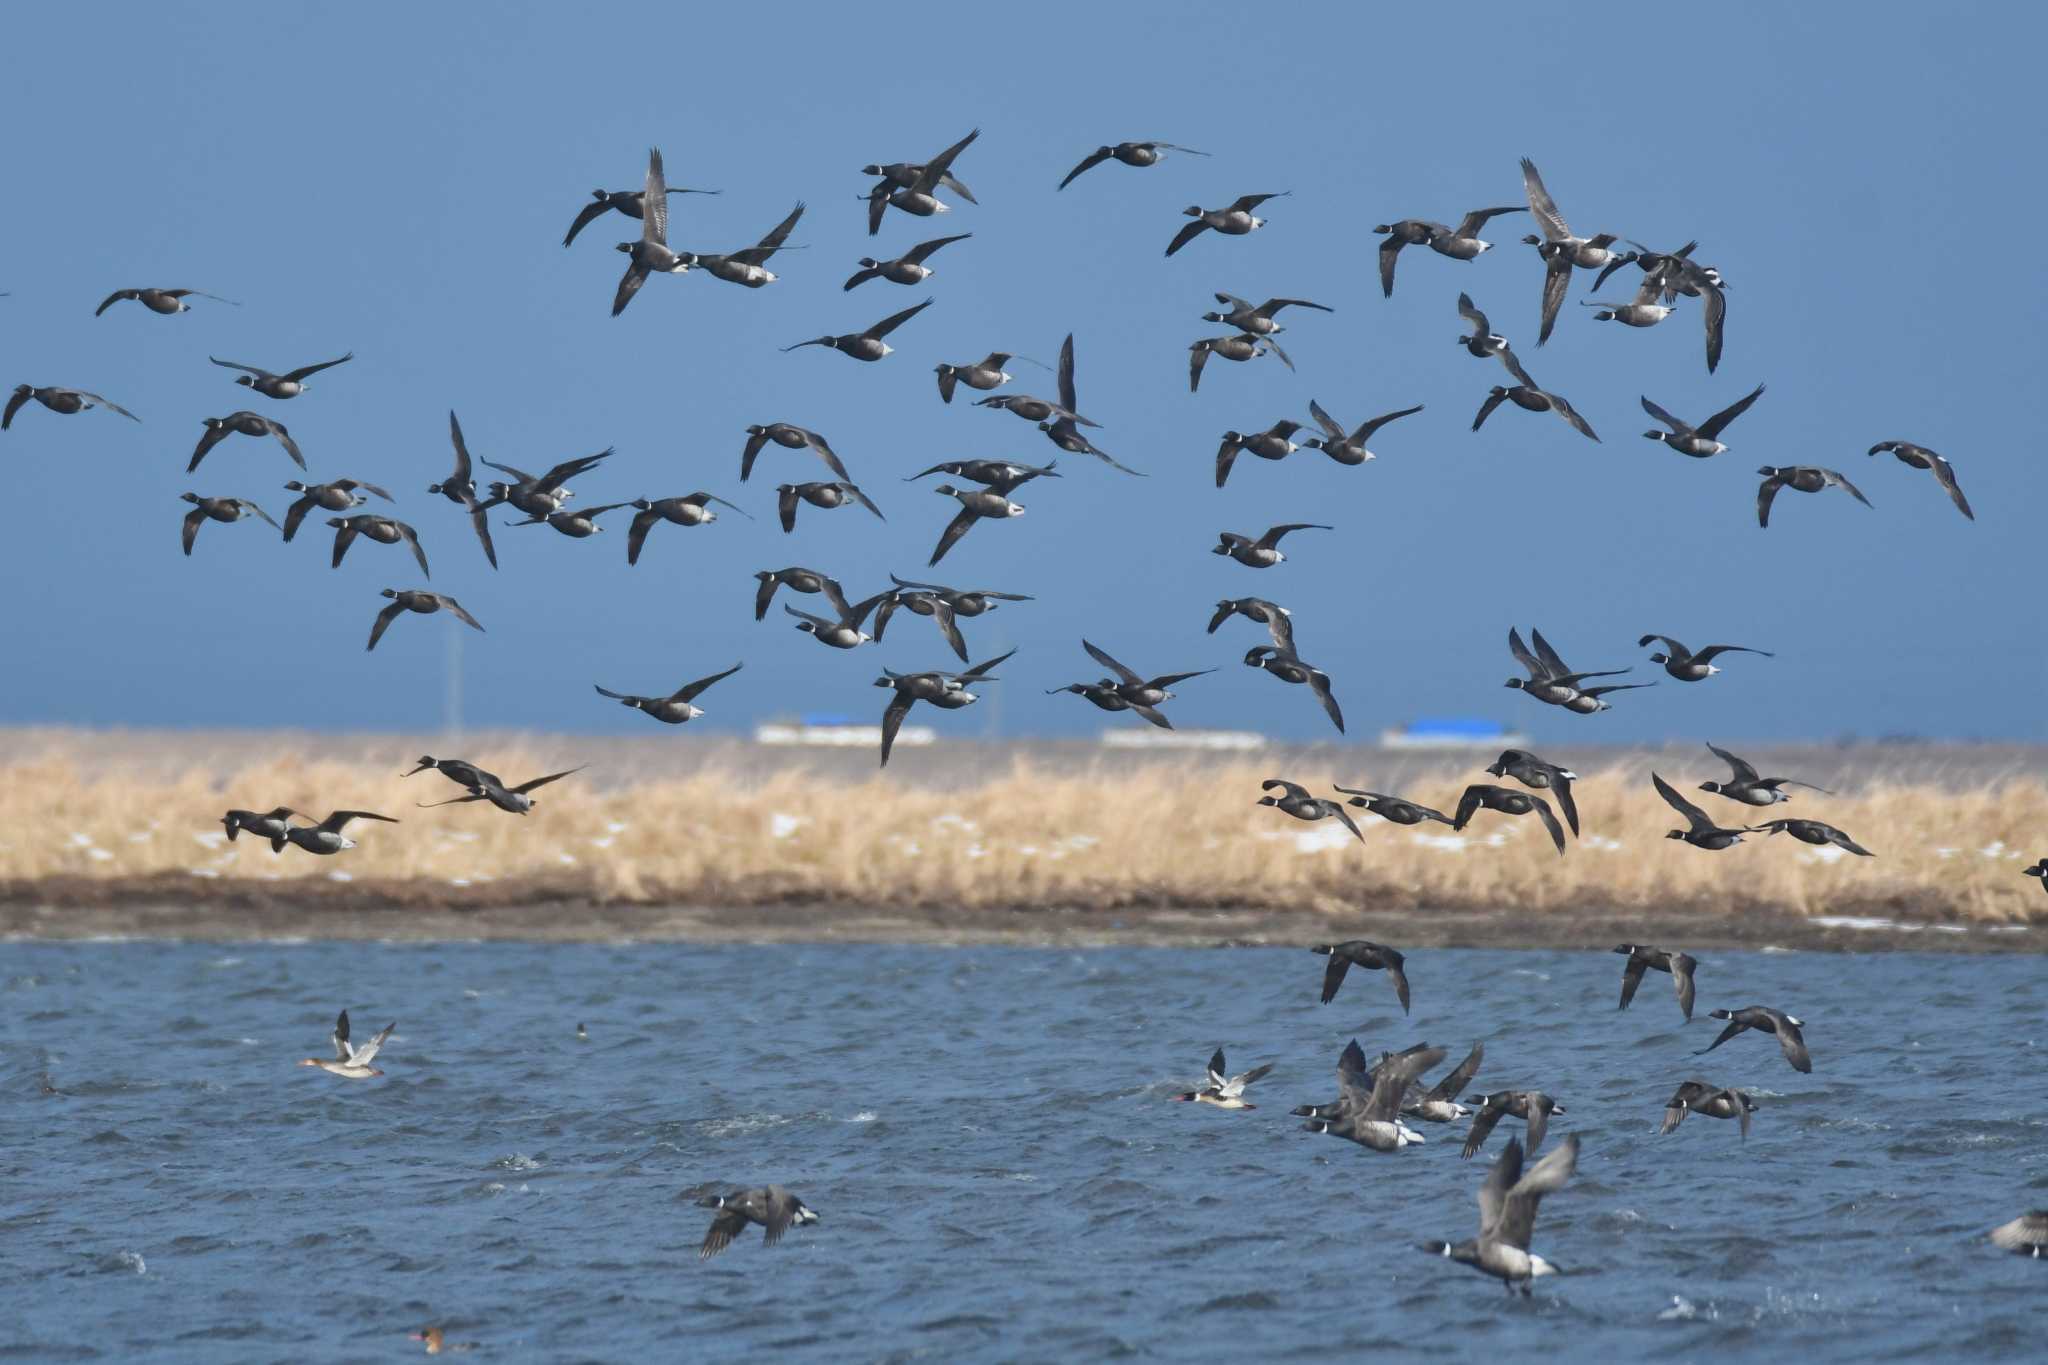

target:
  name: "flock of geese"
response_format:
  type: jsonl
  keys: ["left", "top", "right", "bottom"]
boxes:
{"left": 19, "top": 125, "right": 2041, "bottom": 1307}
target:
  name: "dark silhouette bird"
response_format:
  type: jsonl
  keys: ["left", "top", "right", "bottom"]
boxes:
{"left": 367, "top": 590, "right": 482, "bottom": 652}
{"left": 1065, "top": 639, "right": 1212, "bottom": 727}
{"left": 180, "top": 494, "right": 278, "bottom": 554}
{"left": 741, "top": 423, "right": 848, "bottom": 483}
{"left": 429, "top": 412, "right": 498, "bottom": 569}
{"left": 1243, "top": 645, "right": 1344, "bottom": 733}
{"left": 1641, "top": 384, "right": 1765, "bottom": 457}
{"left": 1653, "top": 772, "right": 1751, "bottom": 850}
{"left": 698, "top": 1187, "right": 819, "bottom": 1259}
{"left": 1336, "top": 787, "right": 1457, "bottom": 827}
{"left": 1485, "top": 749, "right": 1579, "bottom": 838}
{"left": 1256, "top": 779, "right": 1364, "bottom": 843}
{"left": 783, "top": 297, "right": 933, "bottom": 361}
{"left": 1697, "top": 742, "right": 1832, "bottom": 807}
{"left": 1613, "top": 944, "right": 1699, "bottom": 1020}
{"left": 1638, "top": 634, "right": 1772, "bottom": 681}
{"left": 1756, "top": 465, "right": 1871, "bottom": 527}
{"left": 1207, "top": 596, "right": 1295, "bottom": 653}
{"left": 1036, "top": 332, "right": 1140, "bottom": 474}
{"left": 1749, "top": 818, "right": 1874, "bottom": 857}
{"left": 1699, "top": 1005, "right": 1811, "bottom": 1072}
{"left": 1059, "top": 140, "right": 1207, "bottom": 190}
{"left": 1461, "top": 1090, "right": 1567, "bottom": 1159}
{"left": 221, "top": 806, "right": 299, "bottom": 845}
{"left": 1372, "top": 218, "right": 1438, "bottom": 296}
{"left": 594, "top": 663, "right": 743, "bottom": 724}
{"left": 1869, "top": 441, "right": 1973, "bottom": 520}
{"left": 1312, "top": 940, "right": 1410, "bottom": 1013}
{"left": 1165, "top": 193, "right": 1288, "bottom": 257}
{"left": 4, "top": 384, "right": 139, "bottom": 428}
{"left": 1659, "top": 1081, "right": 1755, "bottom": 1138}
{"left": 1452, "top": 784, "right": 1566, "bottom": 855}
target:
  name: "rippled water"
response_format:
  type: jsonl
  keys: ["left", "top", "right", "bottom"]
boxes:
{"left": 3, "top": 940, "right": 2043, "bottom": 1361}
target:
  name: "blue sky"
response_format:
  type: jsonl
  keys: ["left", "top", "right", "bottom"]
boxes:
{"left": 3, "top": 4, "right": 2039, "bottom": 743}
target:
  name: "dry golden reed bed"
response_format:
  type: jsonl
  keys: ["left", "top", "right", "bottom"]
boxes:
{"left": 1, "top": 744, "right": 2042, "bottom": 923}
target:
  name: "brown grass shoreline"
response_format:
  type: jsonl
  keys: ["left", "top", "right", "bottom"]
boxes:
{"left": 2, "top": 737, "right": 2043, "bottom": 946}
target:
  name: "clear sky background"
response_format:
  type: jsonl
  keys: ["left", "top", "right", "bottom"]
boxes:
{"left": 3, "top": 4, "right": 2040, "bottom": 744}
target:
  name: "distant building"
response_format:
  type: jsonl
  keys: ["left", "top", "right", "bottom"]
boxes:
{"left": 755, "top": 714, "right": 934, "bottom": 749}
{"left": 1098, "top": 729, "right": 1266, "bottom": 751}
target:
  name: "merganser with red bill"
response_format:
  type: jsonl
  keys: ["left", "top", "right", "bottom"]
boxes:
{"left": 1174, "top": 1047, "right": 1275, "bottom": 1109}
{"left": 299, "top": 1009, "right": 394, "bottom": 1079}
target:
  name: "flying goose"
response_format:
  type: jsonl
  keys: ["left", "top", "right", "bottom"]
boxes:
{"left": 627, "top": 494, "right": 748, "bottom": 564}
{"left": 279, "top": 809, "right": 399, "bottom": 855}
{"left": 1638, "top": 634, "right": 1772, "bottom": 681}
{"left": 1989, "top": 1212, "right": 2048, "bottom": 1258}
{"left": 368, "top": 590, "right": 483, "bottom": 652}
{"left": 843, "top": 232, "right": 971, "bottom": 290}
{"left": 753, "top": 567, "right": 840, "bottom": 621}
{"left": 741, "top": 424, "right": 848, "bottom": 482}
{"left": 1484, "top": 749, "right": 1579, "bottom": 838}
{"left": 511, "top": 502, "right": 632, "bottom": 538}
{"left": 2023, "top": 860, "right": 2048, "bottom": 894}
{"left": 777, "top": 480, "right": 884, "bottom": 533}
{"left": 1613, "top": 943, "right": 1698, "bottom": 1020}
{"left": 1203, "top": 293, "right": 1330, "bottom": 337}
{"left": 1520, "top": 157, "right": 1619, "bottom": 344}
{"left": 430, "top": 413, "right": 498, "bottom": 569}
{"left": 1452, "top": 784, "right": 1566, "bottom": 855}
{"left": 402, "top": 756, "right": 506, "bottom": 792}
{"left": 1165, "top": 193, "right": 1288, "bottom": 257}
{"left": 1372, "top": 219, "right": 1440, "bottom": 296}
{"left": 782, "top": 297, "right": 933, "bottom": 362}
{"left": 1256, "top": 779, "right": 1364, "bottom": 843}
{"left": 1422, "top": 1134, "right": 1581, "bottom": 1295}
{"left": 1558, "top": 680, "right": 1654, "bottom": 714}
{"left": 418, "top": 767, "right": 586, "bottom": 815}
{"left": 679, "top": 200, "right": 804, "bottom": 287}
{"left": 282, "top": 479, "right": 394, "bottom": 542}
{"left": 1303, "top": 1043, "right": 1443, "bottom": 1151}
{"left": 611, "top": 147, "right": 688, "bottom": 316}
{"left": 786, "top": 587, "right": 890, "bottom": 649}
{"left": 1079, "top": 638, "right": 1212, "bottom": 718}
{"left": 1174, "top": 1047, "right": 1276, "bottom": 1109}
{"left": 876, "top": 576, "right": 1028, "bottom": 662}
{"left": 189, "top": 412, "right": 303, "bottom": 473}
{"left": 1659, "top": 1081, "right": 1755, "bottom": 1138}
{"left": 329, "top": 514, "right": 430, "bottom": 577}
{"left": 1243, "top": 645, "right": 1345, "bottom": 733}
{"left": 1214, "top": 420, "right": 1309, "bottom": 486}
{"left": 1653, "top": 772, "right": 1750, "bottom": 850}
{"left": 3, "top": 384, "right": 139, "bottom": 428}
{"left": 299, "top": 1010, "right": 394, "bottom": 1079}
{"left": 1207, "top": 596, "right": 1296, "bottom": 653}
{"left": 1869, "top": 441, "right": 1973, "bottom": 520}
{"left": 1301, "top": 399, "right": 1422, "bottom": 466}
{"left": 1699, "top": 1005, "right": 1811, "bottom": 1073}
{"left": 1748, "top": 818, "right": 1874, "bottom": 857}
{"left": 874, "top": 649, "right": 1011, "bottom": 766}
{"left": 1455, "top": 292, "right": 1520, "bottom": 368}
{"left": 208, "top": 352, "right": 353, "bottom": 400}
{"left": 1335, "top": 787, "right": 1457, "bottom": 827}
{"left": 1461, "top": 1090, "right": 1566, "bottom": 1159}
{"left": 904, "top": 458, "right": 1058, "bottom": 496}
{"left": 1213, "top": 522, "right": 1330, "bottom": 568}
{"left": 699, "top": 1187, "right": 820, "bottom": 1259}
{"left": 1472, "top": 353, "right": 1599, "bottom": 441}
{"left": 1401, "top": 1042, "right": 1487, "bottom": 1122}
{"left": 1582, "top": 277, "right": 1674, "bottom": 328}
{"left": 1038, "top": 332, "right": 1140, "bottom": 474}
{"left": 1756, "top": 466, "right": 1871, "bottom": 527}
{"left": 594, "top": 663, "right": 743, "bottom": 724}
{"left": 562, "top": 180, "right": 718, "bottom": 247}
{"left": 221, "top": 807, "right": 299, "bottom": 845}
{"left": 927, "top": 484, "right": 1022, "bottom": 566}
{"left": 934, "top": 352, "right": 1022, "bottom": 404}
{"left": 96, "top": 286, "right": 237, "bottom": 315}
{"left": 1311, "top": 940, "right": 1410, "bottom": 1013}
{"left": 1425, "top": 204, "right": 1526, "bottom": 261}
{"left": 974, "top": 331, "right": 1096, "bottom": 427}
{"left": 1697, "top": 742, "right": 1832, "bottom": 807}
{"left": 180, "top": 494, "right": 279, "bottom": 554}
{"left": 1641, "top": 384, "right": 1765, "bottom": 457}
{"left": 1058, "top": 140, "right": 1207, "bottom": 190}
{"left": 1189, "top": 332, "right": 1291, "bottom": 393}
{"left": 1503, "top": 626, "right": 1630, "bottom": 707}
{"left": 863, "top": 127, "right": 979, "bottom": 232}
{"left": 476, "top": 448, "right": 613, "bottom": 519}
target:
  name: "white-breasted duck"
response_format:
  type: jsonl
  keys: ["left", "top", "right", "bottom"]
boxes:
{"left": 862, "top": 128, "right": 979, "bottom": 233}
{"left": 1079, "top": 638, "right": 1212, "bottom": 717}
{"left": 561, "top": 180, "right": 717, "bottom": 247}
{"left": 299, "top": 1009, "right": 394, "bottom": 1080}
{"left": 1613, "top": 943, "right": 1699, "bottom": 1020}
{"left": 611, "top": 147, "right": 689, "bottom": 317}
{"left": 1869, "top": 440, "right": 1973, "bottom": 520}
{"left": 1748, "top": 817, "right": 1873, "bottom": 857}
{"left": 3, "top": 384, "right": 139, "bottom": 429}
{"left": 180, "top": 493, "right": 279, "bottom": 554}
{"left": 1990, "top": 1212, "right": 2048, "bottom": 1258}
{"left": 1302, "top": 398, "right": 1423, "bottom": 467}
{"left": 280, "top": 809, "right": 399, "bottom": 855}
{"left": 844, "top": 231, "right": 971, "bottom": 290}
{"left": 1453, "top": 784, "right": 1566, "bottom": 856}
{"left": 777, "top": 480, "right": 883, "bottom": 533}
{"left": 1059, "top": 140, "right": 1207, "bottom": 190}
{"left": 208, "top": 352, "right": 352, "bottom": 400}
{"left": 1652, "top": 772, "right": 1750, "bottom": 850}
{"left": 95, "top": 287, "right": 237, "bottom": 316}
{"left": 221, "top": 807, "right": 299, "bottom": 845}
{"left": 1372, "top": 219, "right": 1442, "bottom": 296}
{"left": 1188, "top": 332, "right": 1291, "bottom": 394}
{"left": 1699, "top": 1005, "right": 1811, "bottom": 1072}
{"left": 1756, "top": 465, "right": 1873, "bottom": 527}
{"left": 1304, "top": 1043, "right": 1442, "bottom": 1150}
{"left": 418, "top": 767, "right": 585, "bottom": 816}
{"left": 515, "top": 498, "right": 634, "bottom": 538}
{"left": 329, "top": 514, "right": 429, "bottom": 577}
{"left": 1214, "top": 522, "right": 1330, "bottom": 568}
{"left": 1485, "top": 749, "right": 1579, "bottom": 838}
{"left": 282, "top": 479, "right": 394, "bottom": 542}
{"left": 627, "top": 494, "right": 748, "bottom": 565}
{"left": 1472, "top": 352, "right": 1599, "bottom": 441}
{"left": 699, "top": 1187, "right": 820, "bottom": 1259}
{"left": 741, "top": 423, "right": 846, "bottom": 483}
{"left": 927, "top": 484, "right": 1021, "bottom": 566}
{"left": 1207, "top": 596, "right": 1295, "bottom": 653}
{"left": 1244, "top": 645, "right": 1344, "bottom": 734}
{"left": 1698, "top": 742, "right": 1831, "bottom": 807}
{"left": 678, "top": 201, "right": 804, "bottom": 287}
{"left": 787, "top": 587, "right": 890, "bottom": 650}
{"left": 934, "top": 352, "right": 1022, "bottom": 404}
{"left": 1638, "top": 633, "right": 1772, "bottom": 681}
{"left": 1519, "top": 157, "right": 1620, "bottom": 344}
{"left": 1401, "top": 1042, "right": 1486, "bottom": 1122}
{"left": 874, "top": 649, "right": 1011, "bottom": 766}
{"left": 1214, "top": 420, "right": 1309, "bottom": 486}
{"left": 1461, "top": 1090, "right": 1566, "bottom": 1159}
{"left": 1335, "top": 787, "right": 1457, "bottom": 827}
{"left": 1203, "top": 293, "right": 1330, "bottom": 337}
{"left": 905, "top": 458, "right": 1058, "bottom": 498}
{"left": 782, "top": 297, "right": 933, "bottom": 362}
{"left": 1425, "top": 204, "right": 1526, "bottom": 261}
{"left": 368, "top": 589, "right": 483, "bottom": 652}
{"left": 1256, "top": 779, "right": 1364, "bottom": 843}
{"left": 1164, "top": 193, "right": 1288, "bottom": 257}
{"left": 1312, "top": 940, "right": 1410, "bottom": 1012}
{"left": 476, "top": 448, "right": 612, "bottom": 519}
{"left": 1504, "top": 626, "right": 1632, "bottom": 708}
{"left": 594, "top": 662, "right": 743, "bottom": 725}
{"left": 1642, "top": 384, "right": 1765, "bottom": 458}
{"left": 754, "top": 568, "right": 843, "bottom": 622}
{"left": 1174, "top": 1046, "right": 1275, "bottom": 1110}
{"left": 1659, "top": 1080, "right": 1755, "bottom": 1138}
{"left": 1422, "top": 1133, "right": 1580, "bottom": 1296}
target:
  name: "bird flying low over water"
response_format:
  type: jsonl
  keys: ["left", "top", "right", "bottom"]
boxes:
{"left": 1462, "top": 1090, "right": 1566, "bottom": 1159}
{"left": 367, "top": 589, "right": 482, "bottom": 652}
{"left": 1059, "top": 139, "right": 1207, "bottom": 190}
{"left": 699, "top": 1187, "right": 819, "bottom": 1260}
{"left": 1303, "top": 1042, "right": 1443, "bottom": 1151}
{"left": 97, "top": 287, "right": 237, "bottom": 316}
{"left": 1423, "top": 1134, "right": 1581, "bottom": 1296}
{"left": 1165, "top": 193, "right": 1288, "bottom": 257}
{"left": 4, "top": 384, "right": 138, "bottom": 428}
{"left": 1174, "top": 1047, "right": 1275, "bottom": 1109}
{"left": 595, "top": 662, "right": 743, "bottom": 724}
{"left": 180, "top": 494, "right": 278, "bottom": 553}
{"left": 1659, "top": 1081, "right": 1756, "bottom": 1138}
{"left": 1312, "top": 940, "right": 1410, "bottom": 1012}
{"left": 1699, "top": 1005, "right": 1812, "bottom": 1072}
{"left": 209, "top": 352, "right": 352, "bottom": 400}
{"left": 1256, "top": 779, "right": 1364, "bottom": 843}
{"left": 418, "top": 767, "right": 586, "bottom": 815}
{"left": 299, "top": 1009, "right": 394, "bottom": 1079}
{"left": 874, "top": 649, "right": 1012, "bottom": 766}
{"left": 1989, "top": 1212, "right": 2048, "bottom": 1259}
{"left": 1868, "top": 441, "right": 1973, "bottom": 520}
{"left": 1613, "top": 943, "right": 1699, "bottom": 1020}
